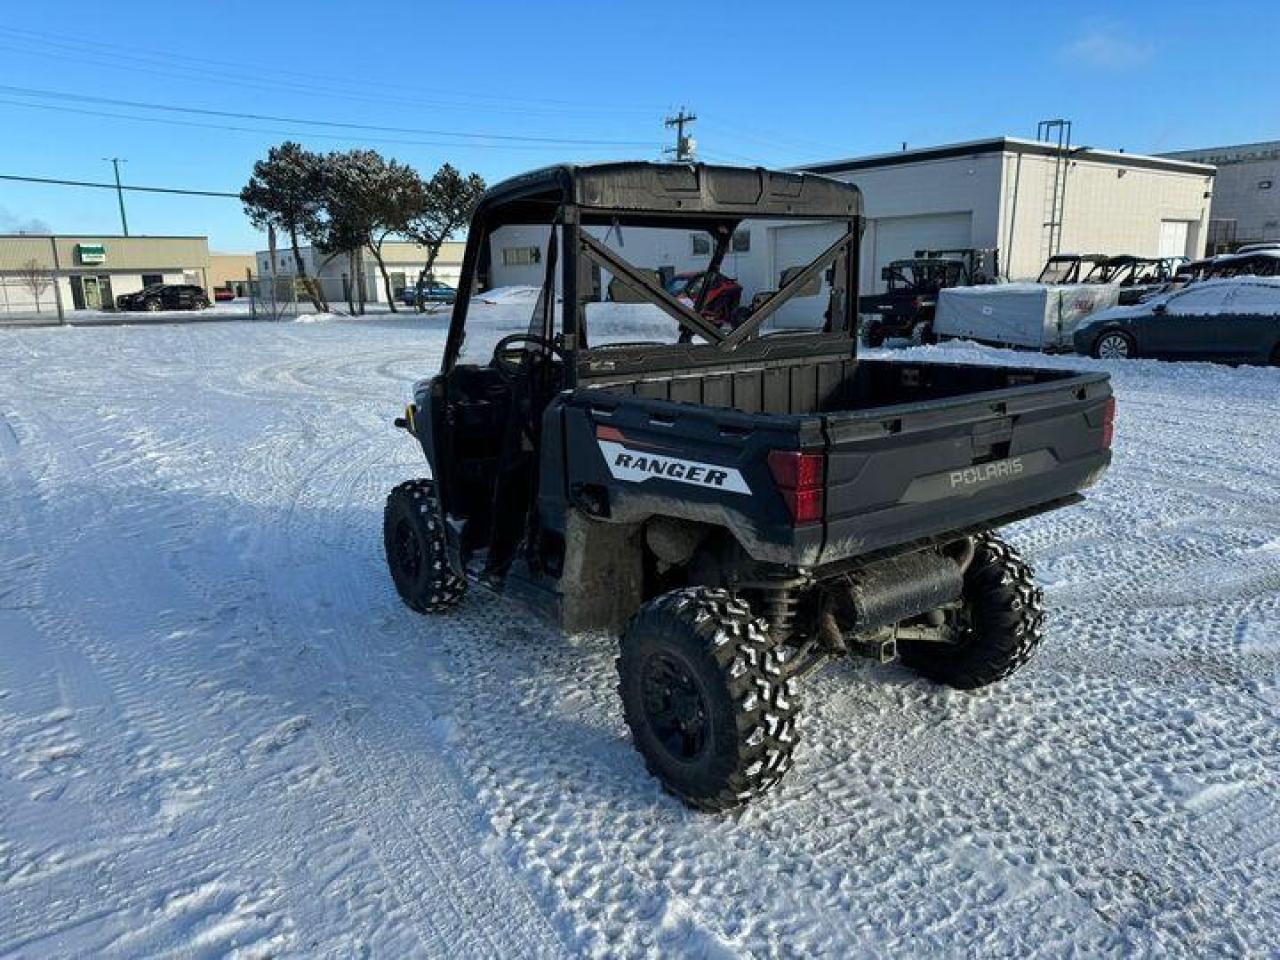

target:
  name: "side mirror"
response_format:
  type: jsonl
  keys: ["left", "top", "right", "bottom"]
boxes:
{"left": 1152, "top": 302, "right": 1167, "bottom": 315}
{"left": 880, "top": 267, "right": 892, "bottom": 281}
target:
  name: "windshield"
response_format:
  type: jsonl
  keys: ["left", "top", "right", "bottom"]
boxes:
{"left": 455, "top": 216, "right": 855, "bottom": 365}
{"left": 1038, "top": 259, "right": 1076, "bottom": 284}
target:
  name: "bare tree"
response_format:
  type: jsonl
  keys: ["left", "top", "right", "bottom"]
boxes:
{"left": 16, "top": 258, "right": 52, "bottom": 314}
{"left": 241, "top": 142, "right": 329, "bottom": 312}
{"left": 404, "top": 164, "right": 486, "bottom": 311}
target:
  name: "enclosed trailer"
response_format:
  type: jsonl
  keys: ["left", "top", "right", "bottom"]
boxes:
{"left": 934, "top": 283, "right": 1120, "bottom": 350}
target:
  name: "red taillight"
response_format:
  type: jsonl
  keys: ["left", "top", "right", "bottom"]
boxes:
{"left": 1101, "top": 395, "right": 1116, "bottom": 449}
{"left": 768, "top": 449, "right": 825, "bottom": 524}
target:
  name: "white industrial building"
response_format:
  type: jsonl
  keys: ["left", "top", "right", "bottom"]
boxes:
{"left": 488, "top": 138, "right": 1215, "bottom": 320}
{"left": 256, "top": 240, "right": 465, "bottom": 303}
{"left": 1161, "top": 140, "right": 1280, "bottom": 251}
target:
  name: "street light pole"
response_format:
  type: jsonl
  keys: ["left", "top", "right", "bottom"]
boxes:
{"left": 103, "top": 157, "right": 128, "bottom": 235}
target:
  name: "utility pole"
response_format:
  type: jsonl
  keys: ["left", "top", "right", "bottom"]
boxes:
{"left": 103, "top": 157, "right": 129, "bottom": 235}
{"left": 664, "top": 108, "right": 697, "bottom": 162}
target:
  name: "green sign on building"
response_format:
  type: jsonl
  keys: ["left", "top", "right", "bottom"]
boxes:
{"left": 77, "top": 243, "right": 106, "bottom": 265}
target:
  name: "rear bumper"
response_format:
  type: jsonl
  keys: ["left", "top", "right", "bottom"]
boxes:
{"left": 817, "top": 452, "right": 1107, "bottom": 564}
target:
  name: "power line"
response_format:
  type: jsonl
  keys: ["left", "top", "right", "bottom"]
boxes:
{"left": 0, "top": 26, "right": 663, "bottom": 118}
{"left": 0, "top": 97, "right": 658, "bottom": 153}
{"left": 0, "top": 84, "right": 656, "bottom": 147}
{"left": 0, "top": 173, "right": 238, "bottom": 198}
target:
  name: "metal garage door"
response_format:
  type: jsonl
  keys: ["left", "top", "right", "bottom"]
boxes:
{"left": 769, "top": 222, "right": 845, "bottom": 328}
{"left": 869, "top": 213, "right": 973, "bottom": 292}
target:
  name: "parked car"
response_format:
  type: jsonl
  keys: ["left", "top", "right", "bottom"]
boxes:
{"left": 116, "top": 284, "right": 210, "bottom": 311}
{"left": 214, "top": 287, "right": 236, "bottom": 302}
{"left": 399, "top": 280, "right": 457, "bottom": 307}
{"left": 1073, "top": 277, "right": 1280, "bottom": 363}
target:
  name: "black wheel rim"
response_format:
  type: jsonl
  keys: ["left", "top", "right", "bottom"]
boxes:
{"left": 392, "top": 518, "right": 423, "bottom": 580}
{"left": 641, "top": 653, "right": 710, "bottom": 761}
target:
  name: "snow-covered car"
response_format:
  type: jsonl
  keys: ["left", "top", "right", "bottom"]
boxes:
{"left": 1073, "top": 277, "right": 1280, "bottom": 363}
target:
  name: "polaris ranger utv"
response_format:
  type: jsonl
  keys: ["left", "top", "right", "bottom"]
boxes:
{"left": 384, "top": 162, "right": 1115, "bottom": 811}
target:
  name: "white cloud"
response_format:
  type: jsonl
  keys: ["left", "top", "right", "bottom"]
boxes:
{"left": 1060, "top": 26, "right": 1153, "bottom": 70}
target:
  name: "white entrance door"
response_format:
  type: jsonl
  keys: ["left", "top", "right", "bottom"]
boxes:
{"left": 1159, "top": 220, "right": 1190, "bottom": 259}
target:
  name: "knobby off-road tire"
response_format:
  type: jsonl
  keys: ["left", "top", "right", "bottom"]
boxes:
{"left": 383, "top": 479, "right": 465, "bottom": 614}
{"left": 900, "top": 534, "right": 1045, "bottom": 690}
{"left": 617, "top": 587, "right": 801, "bottom": 812}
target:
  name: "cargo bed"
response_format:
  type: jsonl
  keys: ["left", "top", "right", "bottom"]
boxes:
{"left": 568, "top": 353, "right": 1112, "bottom": 566}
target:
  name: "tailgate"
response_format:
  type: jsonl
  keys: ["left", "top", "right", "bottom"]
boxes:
{"left": 819, "top": 373, "right": 1112, "bottom": 561}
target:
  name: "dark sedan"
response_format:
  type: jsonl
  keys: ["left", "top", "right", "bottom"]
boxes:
{"left": 398, "top": 281, "right": 456, "bottom": 306}
{"left": 116, "top": 283, "right": 210, "bottom": 312}
{"left": 1073, "top": 278, "right": 1280, "bottom": 364}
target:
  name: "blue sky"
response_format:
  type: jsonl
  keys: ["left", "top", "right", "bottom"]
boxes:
{"left": 0, "top": 0, "right": 1273, "bottom": 251}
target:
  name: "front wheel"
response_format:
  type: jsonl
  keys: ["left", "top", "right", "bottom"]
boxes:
{"left": 618, "top": 588, "right": 801, "bottom": 812}
{"left": 1093, "top": 330, "right": 1135, "bottom": 360}
{"left": 144, "top": 299, "right": 163, "bottom": 312}
{"left": 899, "top": 534, "right": 1045, "bottom": 689}
{"left": 383, "top": 479, "right": 465, "bottom": 614}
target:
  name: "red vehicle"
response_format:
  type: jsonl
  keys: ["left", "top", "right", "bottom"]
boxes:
{"left": 666, "top": 270, "right": 742, "bottom": 328}
{"left": 214, "top": 287, "right": 236, "bottom": 302}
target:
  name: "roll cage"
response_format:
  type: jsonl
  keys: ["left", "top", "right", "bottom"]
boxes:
{"left": 442, "top": 162, "right": 864, "bottom": 384}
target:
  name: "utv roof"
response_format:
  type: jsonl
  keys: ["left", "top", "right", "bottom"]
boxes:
{"left": 475, "top": 161, "right": 862, "bottom": 226}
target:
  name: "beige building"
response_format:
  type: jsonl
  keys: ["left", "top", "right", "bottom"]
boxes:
{"left": 802, "top": 137, "right": 1215, "bottom": 284}
{"left": 210, "top": 252, "right": 257, "bottom": 296}
{"left": 0, "top": 234, "right": 211, "bottom": 321}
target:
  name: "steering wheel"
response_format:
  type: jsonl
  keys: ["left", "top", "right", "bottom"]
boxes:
{"left": 490, "top": 333, "right": 568, "bottom": 382}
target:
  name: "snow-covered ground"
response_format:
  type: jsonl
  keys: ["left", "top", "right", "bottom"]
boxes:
{"left": 1, "top": 315, "right": 1277, "bottom": 957}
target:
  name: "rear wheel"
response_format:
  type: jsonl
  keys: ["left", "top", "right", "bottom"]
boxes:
{"left": 383, "top": 479, "right": 465, "bottom": 614}
{"left": 1093, "top": 330, "right": 1135, "bottom": 360}
{"left": 618, "top": 588, "right": 801, "bottom": 812}
{"left": 144, "top": 299, "right": 163, "bottom": 312}
{"left": 899, "top": 534, "right": 1045, "bottom": 689}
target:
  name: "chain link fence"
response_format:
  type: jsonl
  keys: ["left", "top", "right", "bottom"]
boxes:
{"left": 0, "top": 276, "right": 62, "bottom": 326}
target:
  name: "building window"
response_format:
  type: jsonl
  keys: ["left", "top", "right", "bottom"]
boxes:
{"left": 731, "top": 229, "right": 751, "bottom": 253}
{"left": 1260, "top": 179, "right": 1274, "bottom": 190}
{"left": 690, "top": 233, "right": 712, "bottom": 256}
{"left": 141, "top": 273, "right": 163, "bottom": 287}
{"left": 502, "top": 246, "right": 542, "bottom": 267}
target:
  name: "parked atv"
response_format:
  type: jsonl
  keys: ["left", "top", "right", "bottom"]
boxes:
{"left": 667, "top": 270, "right": 743, "bottom": 328}
{"left": 861, "top": 258, "right": 962, "bottom": 346}
{"left": 861, "top": 248, "right": 999, "bottom": 347}
{"left": 384, "top": 162, "right": 1115, "bottom": 811}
